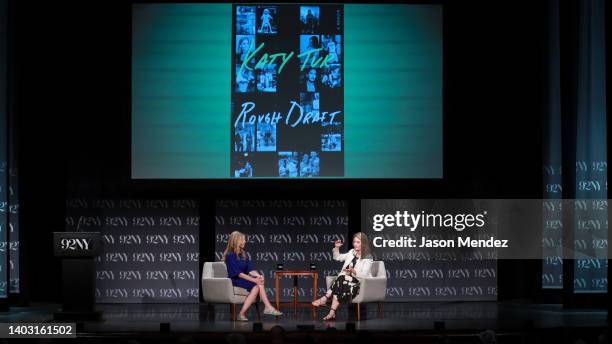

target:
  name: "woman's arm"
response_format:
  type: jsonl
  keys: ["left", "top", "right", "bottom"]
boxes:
{"left": 244, "top": 258, "right": 262, "bottom": 281}
{"left": 226, "top": 254, "right": 258, "bottom": 283}
{"left": 353, "top": 259, "right": 373, "bottom": 278}
{"left": 333, "top": 247, "right": 352, "bottom": 262}
{"left": 238, "top": 272, "right": 259, "bottom": 282}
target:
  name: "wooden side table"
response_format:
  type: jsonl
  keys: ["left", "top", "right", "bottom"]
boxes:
{"left": 274, "top": 270, "right": 318, "bottom": 319}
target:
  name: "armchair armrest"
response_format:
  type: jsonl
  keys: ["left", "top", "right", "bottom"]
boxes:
{"left": 325, "top": 276, "right": 336, "bottom": 290}
{"left": 354, "top": 276, "right": 387, "bottom": 303}
{"left": 201, "top": 277, "right": 235, "bottom": 303}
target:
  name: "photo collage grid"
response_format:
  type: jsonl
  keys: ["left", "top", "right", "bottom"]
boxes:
{"left": 232, "top": 4, "right": 344, "bottom": 178}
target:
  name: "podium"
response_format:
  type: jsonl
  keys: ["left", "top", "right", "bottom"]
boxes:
{"left": 53, "top": 232, "right": 102, "bottom": 321}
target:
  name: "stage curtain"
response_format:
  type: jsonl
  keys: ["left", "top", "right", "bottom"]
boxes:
{"left": 0, "top": 0, "right": 8, "bottom": 300}
{"left": 543, "top": 0, "right": 608, "bottom": 293}
{"left": 571, "top": 0, "right": 607, "bottom": 293}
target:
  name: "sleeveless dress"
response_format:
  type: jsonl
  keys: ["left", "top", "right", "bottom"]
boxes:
{"left": 329, "top": 256, "right": 360, "bottom": 303}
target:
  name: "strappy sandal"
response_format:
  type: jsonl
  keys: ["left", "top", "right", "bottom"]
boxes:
{"left": 323, "top": 307, "right": 337, "bottom": 321}
{"left": 311, "top": 295, "right": 329, "bottom": 307}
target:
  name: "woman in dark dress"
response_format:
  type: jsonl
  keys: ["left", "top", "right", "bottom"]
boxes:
{"left": 311, "top": 232, "right": 373, "bottom": 320}
{"left": 224, "top": 231, "right": 283, "bottom": 321}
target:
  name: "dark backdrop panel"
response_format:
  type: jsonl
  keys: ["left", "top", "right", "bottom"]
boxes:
{"left": 384, "top": 260, "right": 496, "bottom": 301}
{"left": 215, "top": 200, "right": 348, "bottom": 302}
{"left": 65, "top": 198, "right": 200, "bottom": 303}
{"left": 0, "top": 0, "right": 7, "bottom": 300}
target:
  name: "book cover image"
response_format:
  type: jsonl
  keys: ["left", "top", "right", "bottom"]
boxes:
{"left": 231, "top": 4, "right": 344, "bottom": 178}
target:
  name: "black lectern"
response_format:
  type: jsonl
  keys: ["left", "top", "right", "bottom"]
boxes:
{"left": 53, "top": 232, "right": 102, "bottom": 321}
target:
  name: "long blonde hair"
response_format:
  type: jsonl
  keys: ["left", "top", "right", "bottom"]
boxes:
{"left": 354, "top": 232, "right": 371, "bottom": 259}
{"left": 223, "top": 231, "right": 246, "bottom": 259}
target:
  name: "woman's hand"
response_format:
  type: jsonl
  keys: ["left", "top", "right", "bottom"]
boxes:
{"left": 248, "top": 272, "right": 264, "bottom": 284}
{"left": 344, "top": 267, "right": 355, "bottom": 275}
{"left": 334, "top": 240, "right": 343, "bottom": 249}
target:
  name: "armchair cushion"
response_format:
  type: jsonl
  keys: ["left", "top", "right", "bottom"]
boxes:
{"left": 212, "top": 262, "right": 228, "bottom": 278}
{"left": 233, "top": 287, "right": 250, "bottom": 296}
{"left": 370, "top": 261, "right": 386, "bottom": 278}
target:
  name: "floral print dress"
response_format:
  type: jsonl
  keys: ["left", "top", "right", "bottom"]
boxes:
{"left": 329, "top": 255, "right": 360, "bottom": 303}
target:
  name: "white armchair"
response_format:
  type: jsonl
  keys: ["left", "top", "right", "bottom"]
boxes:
{"left": 326, "top": 261, "right": 387, "bottom": 320}
{"left": 201, "top": 262, "right": 259, "bottom": 320}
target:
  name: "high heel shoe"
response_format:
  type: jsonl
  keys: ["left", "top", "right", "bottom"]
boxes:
{"left": 311, "top": 295, "right": 328, "bottom": 307}
{"left": 323, "top": 307, "right": 337, "bottom": 321}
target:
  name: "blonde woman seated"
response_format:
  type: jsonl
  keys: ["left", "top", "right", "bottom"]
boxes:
{"left": 224, "top": 231, "right": 283, "bottom": 321}
{"left": 311, "top": 232, "right": 373, "bottom": 320}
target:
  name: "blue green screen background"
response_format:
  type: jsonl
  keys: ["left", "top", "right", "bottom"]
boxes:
{"left": 132, "top": 4, "right": 442, "bottom": 179}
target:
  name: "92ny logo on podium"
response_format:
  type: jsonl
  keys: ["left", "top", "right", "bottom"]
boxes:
{"left": 53, "top": 232, "right": 102, "bottom": 257}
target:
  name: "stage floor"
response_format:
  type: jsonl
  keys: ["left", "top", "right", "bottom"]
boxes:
{"left": 0, "top": 301, "right": 608, "bottom": 333}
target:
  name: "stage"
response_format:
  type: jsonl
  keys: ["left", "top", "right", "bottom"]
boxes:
{"left": 1, "top": 0, "right": 610, "bottom": 343}
{"left": 1, "top": 302, "right": 608, "bottom": 343}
